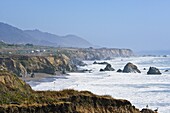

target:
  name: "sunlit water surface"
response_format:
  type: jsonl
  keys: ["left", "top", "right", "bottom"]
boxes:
{"left": 28, "top": 56, "right": 170, "bottom": 113}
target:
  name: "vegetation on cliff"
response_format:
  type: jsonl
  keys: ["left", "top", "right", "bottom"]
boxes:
{"left": 0, "top": 41, "right": 133, "bottom": 60}
{"left": 0, "top": 70, "right": 156, "bottom": 113}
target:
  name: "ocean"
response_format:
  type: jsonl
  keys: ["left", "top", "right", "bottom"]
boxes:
{"left": 28, "top": 56, "right": 170, "bottom": 113}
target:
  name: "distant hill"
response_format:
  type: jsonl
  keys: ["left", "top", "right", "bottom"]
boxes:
{"left": 0, "top": 22, "right": 36, "bottom": 44}
{"left": 0, "top": 22, "right": 93, "bottom": 48}
{"left": 24, "top": 30, "right": 92, "bottom": 48}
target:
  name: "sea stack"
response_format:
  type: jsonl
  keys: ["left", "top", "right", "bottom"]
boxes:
{"left": 100, "top": 64, "right": 115, "bottom": 71}
{"left": 147, "top": 67, "right": 162, "bottom": 75}
{"left": 117, "top": 69, "right": 123, "bottom": 72}
{"left": 123, "top": 62, "right": 141, "bottom": 73}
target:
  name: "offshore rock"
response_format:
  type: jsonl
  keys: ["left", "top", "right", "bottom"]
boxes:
{"left": 147, "top": 67, "right": 161, "bottom": 75}
{"left": 165, "top": 70, "right": 169, "bottom": 72}
{"left": 100, "top": 69, "right": 105, "bottom": 72}
{"left": 104, "top": 64, "right": 115, "bottom": 71}
{"left": 93, "top": 61, "right": 109, "bottom": 65}
{"left": 100, "top": 64, "right": 115, "bottom": 71}
{"left": 123, "top": 62, "right": 141, "bottom": 73}
{"left": 117, "top": 69, "right": 123, "bottom": 72}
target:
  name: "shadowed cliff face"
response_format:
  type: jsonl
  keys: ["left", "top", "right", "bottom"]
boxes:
{"left": 0, "top": 54, "right": 77, "bottom": 76}
{"left": 0, "top": 71, "right": 156, "bottom": 113}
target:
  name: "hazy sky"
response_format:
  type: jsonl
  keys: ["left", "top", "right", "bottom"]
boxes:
{"left": 0, "top": 0, "right": 170, "bottom": 51}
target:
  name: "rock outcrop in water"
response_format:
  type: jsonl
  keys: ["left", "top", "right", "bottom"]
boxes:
{"left": 104, "top": 64, "right": 115, "bottom": 71}
{"left": 100, "top": 64, "right": 115, "bottom": 72}
{"left": 117, "top": 69, "right": 123, "bottom": 72}
{"left": 93, "top": 61, "right": 109, "bottom": 65}
{"left": 147, "top": 67, "right": 161, "bottom": 75}
{"left": 0, "top": 70, "right": 156, "bottom": 113}
{"left": 123, "top": 62, "right": 141, "bottom": 73}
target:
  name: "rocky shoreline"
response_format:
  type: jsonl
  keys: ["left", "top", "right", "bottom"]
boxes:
{"left": 0, "top": 70, "right": 157, "bottom": 113}
{"left": 0, "top": 46, "right": 134, "bottom": 77}
{"left": 0, "top": 43, "right": 159, "bottom": 112}
{"left": 0, "top": 54, "right": 77, "bottom": 77}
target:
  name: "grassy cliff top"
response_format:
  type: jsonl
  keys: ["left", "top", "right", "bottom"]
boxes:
{"left": 0, "top": 70, "right": 156, "bottom": 113}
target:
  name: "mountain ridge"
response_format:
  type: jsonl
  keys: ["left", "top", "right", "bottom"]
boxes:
{"left": 0, "top": 22, "right": 36, "bottom": 44}
{"left": 0, "top": 22, "right": 93, "bottom": 48}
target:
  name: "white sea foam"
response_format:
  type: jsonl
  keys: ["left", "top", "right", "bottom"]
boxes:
{"left": 28, "top": 56, "right": 170, "bottom": 113}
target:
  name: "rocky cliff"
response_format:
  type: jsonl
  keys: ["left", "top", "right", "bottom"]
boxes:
{"left": 0, "top": 54, "right": 77, "bottom": 76}
{"left": 0, "top": 47, "right": 134, "bottom": 76}
{"left": 0, "top": 70, "right": 156, "bottom": 113}
{"left": 57, "top": 47, "right": 134, "bottom": 60}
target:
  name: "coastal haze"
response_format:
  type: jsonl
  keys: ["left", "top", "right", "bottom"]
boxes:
{"left": 1, "top": 1, "right": 170, "bottom": 53}
{"left": 0, "top": 22, "right": 93, "bottom": 48}
{"left": 0, "top": 1, "right": 170, "bottom": 113}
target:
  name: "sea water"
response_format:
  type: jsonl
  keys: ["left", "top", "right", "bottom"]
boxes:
{"left": 28, "top": 56, "right": 170, "bottom": 113}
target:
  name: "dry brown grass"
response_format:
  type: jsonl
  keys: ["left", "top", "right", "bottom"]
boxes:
{"left": 0, "top": 71, "right": 154, "bottom": 113}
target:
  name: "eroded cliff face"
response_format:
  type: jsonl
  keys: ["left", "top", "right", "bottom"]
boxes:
{"left": 0, "top": 71, "right": 156, "bottom": 113}
{"left": 0, "top": 54, "right": 77, "bottom": 76}
{"left": 58, "top": 48, "right": 134, "bottom": 60}
{"left": 0, "top": 47, "right": 134, "bottom": 76}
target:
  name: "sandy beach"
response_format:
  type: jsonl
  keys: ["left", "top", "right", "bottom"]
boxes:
{"left": 20, "top": 72, "right": 63, "bottom": 82}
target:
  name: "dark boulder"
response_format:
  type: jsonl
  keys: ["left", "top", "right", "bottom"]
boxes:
{"left": 77, "top": 69, "right": 92, "bottom": 73}
{"left": 100, "top": 64, "right": 115, "bottom": 71}
{"left": 147, "top": 67, "right": 161, "bottom": 75}
{"left": 93, "top": 61, "right": 109, "bottom": 65}
{"left": 140, "top": 108, "right": 157, "bottom": 113}
{"left": 93, "top": 61, "right": 97, "bottom": 64}
{"left": 31, "top": 72, "right": 35, "bottom": 78}
{"left": 117, "top": 69, "right": 123, "bottom": 72}
{"left": 104, "top": 64, "right": 115, "bottom": 71}
{"left": 163, "top": 55, "right": 167, "bottom": 57}
{"left": 123, "top": 62, "right": 141, "bottom": 73}
{"left": 165, "top": 70, "right": 169, "bottom": 72}
{"left": 99, "top": 69, "right": 104, "bottom": 72}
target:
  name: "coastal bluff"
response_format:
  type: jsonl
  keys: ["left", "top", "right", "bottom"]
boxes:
{"left": 57, "top": 47, "right": 134, "bottom": 60}
{"left": 0, "top": 54, "right": 77, "bottom": 76}
{"left": 0, "top": 70, "right": 156, "bottom": 113}
{"left": 0, "top": 47, "right": 134, "bottom": 76}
